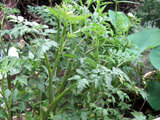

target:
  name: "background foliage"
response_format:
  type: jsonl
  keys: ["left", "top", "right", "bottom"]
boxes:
{"left": 0, "top": 0, "right": 159, "bottom": 120}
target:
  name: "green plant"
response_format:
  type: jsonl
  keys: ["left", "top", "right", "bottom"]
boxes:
{"left": 128, "top": 28, "right": 160, "bottom": 111}
{"left": 136, "top": 0, "right": 160, "bottom": 27}
{"left": 0, "top": 1, "right": 147, "bottom": 119}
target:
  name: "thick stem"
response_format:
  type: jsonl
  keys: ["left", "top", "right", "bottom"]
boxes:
{"left": 90, "top": 83, "right": 94, "bottom": 102}
{"left": 9, "top": 82, "right": 18, "bottom": 120}
{"left": 58, "top": 64, "right": 79, "bottom": 94}
{"left": 44, "top": 23, "right": 67, "bottom": 103}
{"left": 57, "top": 37, "right": 85, "bottom": 95}
{"left": 51, "top": 23, "right": 67, "bottom": 74}
{"left": 1, "top": 12, "right": 6, "bottom": 30}
{"left": 0, "top": 91, "right": 10, "bottom": 120}
{"left": 57, "top": 18, "right": 61, "bottom": 42}
{"left": 115, "top": 0, "right": 118, "bottom": 12}
{"left": 1, "top": 74, "right": 11, "bottom": 120}
{"left": 7, "top": 74, "right": 11, "bottom": 90}
{"left": 43, "top": 83, "right": 77, "bottom": 120}
{"left": 80, "top": 0, "right": 83, "bottom": 6}
{"left": 44, "top": 53, "right": 53, "bottom": 103}
{"left": 0, "top": 10, "right": 6, "bottom": 56}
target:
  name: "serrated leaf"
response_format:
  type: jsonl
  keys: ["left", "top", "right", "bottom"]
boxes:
{"left": 13, "top": 88, "right": 19, "bottom": 101}
{"left": 63, "top": 54, "right": 78, "bottom": 58}
{"left": 0, "top": 107, "right": 7, "bottom": 118}
{"left": 81, "top": 111, "right": 89, "bottom": 120}
{"left": 85, "top": 58, "right": 97, "bottom": 68}
{"left": 5, "top": 89, "right": 11, "bottom": 100}
{"left": 28, "top": 51, "right": 34, "bottom": 59}
{"left": 91, "top": 23, "right": 107, "bottom": 35}
{"left": 24, "top": 61, "right": 33, "bottom": 71}
{"left": 131, "top": 111, "right": 146, "bottom": 120}
{"left": 15, "top": 75, "right": 28, "bottom": 86}
{"left": 76, "top": 69, "right": 84, "bottom": 75}
{"left": 19, "top": 102, "right": 26, "bottom": 112}
{"left": 68, "top": 75, "right": 81, "bottom": 81}
{"left": 37, "top": 82, "right": 45, "bottom": 93}
{"left": 77, "top": 78, "right": 89, "bottom": 94}
{"left": 45, "top": 29, "right": 57, "bottom": 34}
{"left": 33, "top": 39, "right": 58, "bottom": 58}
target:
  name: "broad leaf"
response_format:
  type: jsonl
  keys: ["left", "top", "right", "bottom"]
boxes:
{"left": 146, "top": 81, "right": 160, "bottom": 111}
{"left": 15, "top": 75, "right": 28, "bottom": 86}
{"left": 108, "top": 10, "right": 130, "bottom": 32}
{"left": 128, "top": 28, "right": 160, "bottom": 53}
{"left": 149, "top": 46, "right": 160, "bottom": 70}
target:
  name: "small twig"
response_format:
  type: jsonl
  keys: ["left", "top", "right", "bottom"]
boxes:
{"left": 139, "top": 100, "right": 146, "bottom": 112}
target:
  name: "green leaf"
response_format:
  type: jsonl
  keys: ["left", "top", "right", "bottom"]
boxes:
{"left": 85, "top": 58, "right": 97, "bottom": 68}
{"left": 32, "top": 39, "right": 58, "bottom": 58}
{"left": 37, "top": 82, "right": 45, "bottom": 93}
{"left": 28, "top": 51, "right": 34, "bottom": 59}
{"left": 149, "top": 46, "right": 160, "bottom": 70}
{"left": 91, "top": 23, "right": 107, "bottom": 35}
{"left": 131, "top": 111, "right": 146, "bottom": 120}
{"left": 146, "top": 81, "right": 160, "bottom": 111}
{"left": 76, "top": 69, "right": 84, "bottom": 75}
{"left": 47, "top": 4, "right": 90, "bottom": 24}
{"left": 117, "top": 1, "right": 139, "bottom": 4}
{"left": 5, "top": 89, "right": 11, "bottom": 100}
{"left": 63, "top": 54, "right": 78, "bottom": 58}
{"left": 23, "top": 61, "right": 33, "bottom": 71}
{"left": 77, "top": 78, "right": 89, "bottom": 94}
{"left": 128, "top": 28, "right": 160, "bottom": 53}
{"left": 12, "top": 102, "right": 26, "bottom": 112}
{"left": 108, "top": 10, "right": 130, "bottom": 32}
{"left": 68, "top": 75, "right": 81, "bottom": 81}
{"left": 45, "top": 29, "right": 57, "bottom": 34}
{"left": 13, "top": 88, "right": 19, "bottom": 101}
{"left": 18, "top": 102, "right": 26, "bottom": 112}
{"left": 15, "top": 75, "right": 28, "bottom": 86}
{"left": 81, "top": 111, "right": 89, "bottom": 120}
{"left": 0, "top": 107, "right": 7, "bottom": 118}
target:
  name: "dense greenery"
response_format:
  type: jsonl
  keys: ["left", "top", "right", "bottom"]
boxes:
{"left": 0, "top": 0, "right": 159, "bottom": 120}
{"left": 137, "top": 0, "right": 160, "bottom": 27}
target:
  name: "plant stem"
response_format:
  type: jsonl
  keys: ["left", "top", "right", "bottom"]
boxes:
{"left": 57, "top": 36, "right": 85, "bottom": 94}
{"left": 0, "top": 91, "right": 10, "bottom": 120}
{"left": 51, "top": 23, "right": 67, "bottom": 74}
{"left": 43, "top": 83, "right": 77, "bottom": 120}
{"left": 45, "top": 23, "right": 67, "bottom": 103}
{"left": 80, "top": 0, "right": 83, "bottom": 6}
{"left": 115, "top": 0, "right": 118, "bottom": 12}
{"left": 1, "top": 12, "right": 6, "bottom": 30}
{"left": 1, "top": 74, "right": 11, "bottom": 120}
{"left": 57, "top": 18, "right": 61, "bottom": 42}
{"left": 44, "top": 53, "right": 53, "bottom": 103}
{"left": 9, "top": 82, "right": 18, "bottom": 120}
{"left": 7, "top": 74, "right": 11, "bottom": 90}
{"left": 90, "top": 83, "right": 94, "bottom": 102}
{"left": 58, "top": 64, "right": 80, "bottom": 94}
{"left": 58, "top": 61, "right": 70, "bottom": 92}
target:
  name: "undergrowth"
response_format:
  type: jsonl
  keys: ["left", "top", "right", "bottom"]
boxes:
{"left": 0, "top": 0, "right": 150, "bottom": 120}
